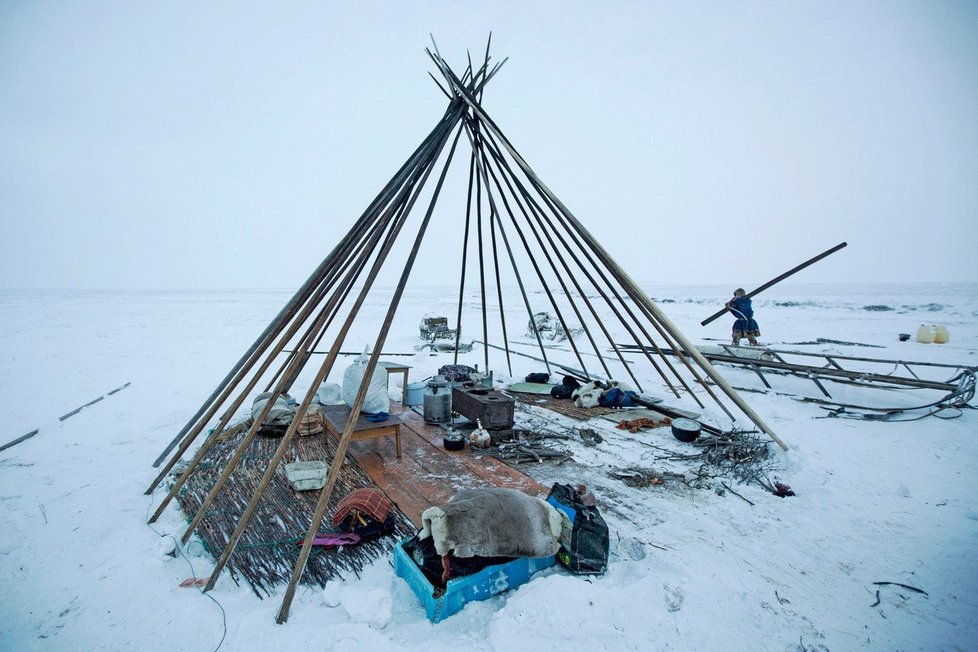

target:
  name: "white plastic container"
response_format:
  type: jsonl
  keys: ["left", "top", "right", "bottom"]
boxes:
{"left": 283, "top": 461, "right": 330, "bottom": 491}
{"left": 915, "top": 324, "right": 935, "bottom": 344}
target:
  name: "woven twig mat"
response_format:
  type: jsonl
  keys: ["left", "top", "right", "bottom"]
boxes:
{"left": 174, "top": 430, "right": 414, "bottom": 598}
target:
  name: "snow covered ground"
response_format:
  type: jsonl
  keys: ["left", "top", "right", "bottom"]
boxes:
{"left": 1, "top": 282, "right": 976, "bottom": 651}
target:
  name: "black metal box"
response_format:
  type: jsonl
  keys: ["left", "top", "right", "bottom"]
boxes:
{"left": 451, "top": 384, "right": 515, "bottom": 430}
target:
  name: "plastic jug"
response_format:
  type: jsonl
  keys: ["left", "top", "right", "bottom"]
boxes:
{"left": 933, "top": 324, "right": 950, "bottom": 344}
{"left": 915, "top": 324, "right": 935, "bottom": 344}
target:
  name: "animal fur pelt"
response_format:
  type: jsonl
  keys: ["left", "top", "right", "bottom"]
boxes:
{"left": 419, "top": 488, "right": 565, "bottom": 558}
{"left": 572, "top": 381, "right": 604, "bottom": 409}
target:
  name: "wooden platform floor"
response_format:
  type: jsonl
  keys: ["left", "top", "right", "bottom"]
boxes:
{"left": 342, "top": 404, "right": 546, "bottom": 528}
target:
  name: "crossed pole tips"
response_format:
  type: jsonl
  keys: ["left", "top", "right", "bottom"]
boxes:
{"left": 148, "top": 38, "right": 787, "bottom": 625}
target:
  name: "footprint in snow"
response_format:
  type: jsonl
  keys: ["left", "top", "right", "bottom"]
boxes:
{"left": 618, "top": 537, "right": 646, "bottom": 561}
{"left": 663, "top": 584, "right": 684, "bottom": 612}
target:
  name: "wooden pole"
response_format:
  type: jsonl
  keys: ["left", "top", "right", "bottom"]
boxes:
{"left": 475, "top": 152, "right": 490, "bottom": 371}
{"left": 700, "top": 242, "right": 848, "bottom": 326}
{"left": 475, "top": 125, "right": 643, "bottom": 389}
{"left": 199, "top": 102, "right": 466, "bottom": 596}
{"left": 150, "top": 107, "right": 458, "bottom": 513}
{"left": 476, "top": 133, "right": 692, "bottom": 398}
{"left": 146, "top": 203, "right": 392, "bottom": 497}
{"left": 458, "top": 122, "right": 551, "bottom": 374}
{"left": 149, "top": 202, "right": 399, "bottom": 523}
{"left": 463, "top": 76, "right": 722, "bottom": 412}
{"left": 451, "top": 153, "right": 476, "bottom": 365}
{"left": 264, "top": 217, "right": 391, "bottom": 392}
{"left": 147, "top": 252, "right": 337, "bottom": 493}
{"left": 480, "top": 133, "right": 677, "bottom": 394}
{"left": 475, "top": 134, "right": 609, "bottom": 379}
{"left": 203, "top": 183, "right": 427, "bottom": 590}
{"left": 487, "top": 174, "right": 513, "bottom": 376}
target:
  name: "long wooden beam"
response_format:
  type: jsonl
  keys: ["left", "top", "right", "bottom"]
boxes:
{"left": 477, "top": 111, "right": 694, "bottom": 402}
{"left": 149, "top": 194, "right": 401, "bottom": 524}
{"left": 465, "top": 122, "right": 592, "bottom": 378}
{"left": 474, "top": 121, "right": 641, "bottom": 390}
{"left": 700, "top": 242, "right": 848, "bottom": 326}
{"left": 145, "top": 216, "right": 381, "bottom": 495}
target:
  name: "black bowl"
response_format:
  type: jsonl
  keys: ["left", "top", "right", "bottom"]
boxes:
{"left": 671, "top": 418, "right": 701, "bottom": 443}
{"left": 443, "top": 434, "right": 465, "bottom": 451}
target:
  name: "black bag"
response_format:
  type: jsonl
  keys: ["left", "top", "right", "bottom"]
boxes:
{"left": 546, "top": 483, "right": 609, "bottom": 575}
{"left": 525, "top": 372, "right": 550, "bottom": 383}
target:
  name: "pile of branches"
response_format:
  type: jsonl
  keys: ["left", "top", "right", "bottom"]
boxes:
{"left": 636, "top": 429, "right": 776, "bottom": 487}
{"left": 486, "top": 428, "right": 573, "bottom": 465}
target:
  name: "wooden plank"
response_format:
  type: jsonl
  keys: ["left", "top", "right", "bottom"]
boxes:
{"left": 399, "top": 414, "right": 545, "bottom": 492}
{"left": 351, "top": 439, "right": 446, "bottom": 526}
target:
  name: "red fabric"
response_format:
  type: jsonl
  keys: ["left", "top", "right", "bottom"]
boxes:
{"left": 332, "top": 488, "right": 391, "bottom": 526}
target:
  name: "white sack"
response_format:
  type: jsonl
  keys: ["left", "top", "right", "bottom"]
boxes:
{"left": 342, "top": 351, "right": 389, "bottom": 414}
{"left": 316, "top": 383, "right": 344, "bottom": 405}
{"left": 251, "top": 391, "right": 295, "bottom": 426}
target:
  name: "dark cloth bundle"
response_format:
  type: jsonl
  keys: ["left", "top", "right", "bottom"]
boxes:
{"left": 598, "top": 387, "right": 638, "bottom": 408}
{"left": 550, "top": 375, "right": 582, "bottom": 399}
{"left": 437, "top": 364, "right": 477, "bottom": 382}
{"left": 402, "top": 534, "right": 516, "bottom": 588}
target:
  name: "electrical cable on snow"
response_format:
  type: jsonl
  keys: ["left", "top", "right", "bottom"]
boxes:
{"left": 145, "top": 495, "right": 227, "bottom": 652}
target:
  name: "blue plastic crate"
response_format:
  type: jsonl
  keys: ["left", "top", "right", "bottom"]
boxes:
{"left": 393, "top": 538, "right": 555, "bottom": 623}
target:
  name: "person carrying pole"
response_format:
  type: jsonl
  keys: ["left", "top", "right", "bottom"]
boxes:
{"left": 726, "top": 288, "right": 760, "bottom": 346}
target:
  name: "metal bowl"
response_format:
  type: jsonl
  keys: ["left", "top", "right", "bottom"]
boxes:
{"left": 671, "top": 418, "right": 701, "bottom": 443}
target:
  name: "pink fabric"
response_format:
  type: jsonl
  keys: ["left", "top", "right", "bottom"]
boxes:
{"left": 297, "top": 532, "right": 361, "bottom": 547}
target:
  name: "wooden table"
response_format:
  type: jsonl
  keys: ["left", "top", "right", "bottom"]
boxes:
{"left": 378, "top": 361, "right": 411, "bottom": 405}
{"left": 320, "top": 404, "right": 402, "bottom": 459}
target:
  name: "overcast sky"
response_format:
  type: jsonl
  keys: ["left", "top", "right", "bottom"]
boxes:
{"left": 1, "top": 1, "right": 976, "bottom": 291}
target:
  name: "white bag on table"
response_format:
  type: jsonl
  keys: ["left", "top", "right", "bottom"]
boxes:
{"left": 341, "top": 350, "right": 389, "bottom": 414}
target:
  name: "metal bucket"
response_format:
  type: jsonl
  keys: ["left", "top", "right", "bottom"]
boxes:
{"left": 406, "top": 382, "right": 425, "bottom": 407}
{"left": 423, "top": 375, "right": 452, "bottom": 423}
